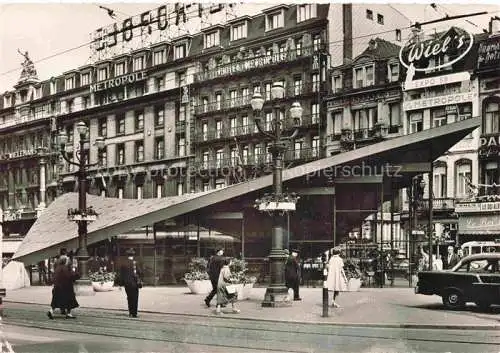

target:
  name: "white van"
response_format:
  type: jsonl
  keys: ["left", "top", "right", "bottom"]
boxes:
{"left": 461, "top": 241, "right": 500, "bottom": 257}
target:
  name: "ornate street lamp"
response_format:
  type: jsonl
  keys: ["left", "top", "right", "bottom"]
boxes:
{"left": 58, "top": 122, "right": 105, "bottom": 296}
{"left": 251, "top": 82, "right": 303, "bottom": 307}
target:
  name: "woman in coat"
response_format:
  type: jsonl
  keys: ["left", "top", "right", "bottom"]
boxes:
{"left": 325, "top": 247, "right": 348, "bottom": 308}
{"left": 215, "top": 258, "right": 240, "bottom": 315}
{"left": 47, "top": 255, "right": 80, "bottom": 319}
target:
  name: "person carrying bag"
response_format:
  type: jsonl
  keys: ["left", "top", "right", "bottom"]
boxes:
{"left": 215, "top": 258, "right": 240, "bottom": 315}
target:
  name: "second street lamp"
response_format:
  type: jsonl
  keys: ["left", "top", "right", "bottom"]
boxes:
{"left": 251, "top": 82, "right": 303, "bottom": 307}
{"left": 58, "top": 122, "right": 105, "bottom": 296}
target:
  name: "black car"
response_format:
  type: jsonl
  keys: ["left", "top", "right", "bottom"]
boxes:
{"left": 415, "top": 253, "right": 500, "bottom": 310}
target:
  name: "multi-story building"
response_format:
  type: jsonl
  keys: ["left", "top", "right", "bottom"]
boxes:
{"left": 0, "top": 3, "right": 411, "bottom": 264}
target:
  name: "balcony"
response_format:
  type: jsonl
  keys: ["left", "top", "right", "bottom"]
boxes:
{"left": 194, "top": 46, "right": 316, "bottom": 83}
{"left": 403, "top": 197, "right": 456, "bottom": 212}
{"left": 285, "top": 147, "right": 321, "bottom": 162}
{"left": 175, "top": 120, "right": 186, "bottom": 133}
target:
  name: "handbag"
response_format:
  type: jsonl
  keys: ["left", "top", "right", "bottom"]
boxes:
{"left": 226, "top": 284, "right": 237, "bottom": 294}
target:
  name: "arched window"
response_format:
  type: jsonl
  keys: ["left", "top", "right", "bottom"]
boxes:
{"left": 455, "top": 159, "right": 472, "bottom": 198}
{"left": 433, "top": 161, "right": 447, "bottom": 198}
{"left": 483, "top": 97, "right": 500, "bottom": 134}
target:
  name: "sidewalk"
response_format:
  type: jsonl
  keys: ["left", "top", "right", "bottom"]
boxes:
{"left": 4, "top": 286, "right": 500, "bottom": 329}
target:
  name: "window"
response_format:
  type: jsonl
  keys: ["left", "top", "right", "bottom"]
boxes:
{"left": 312, "top": 136, "right": 320, "bottom": 157}
{"left": 297, "top": 4, "right": 316, "bottom": 22}
{"left": 432, "top": 108, "right": 448, "bottom": 128}
{"left": 266, "top": 11, "right": 284, "bottom": 31}
{"left": 177, "top": 71, "right": 186, "bottom": 87}
{"left": 230, "top": 117, "right": 237, "bottom": 136}
{"left": 484, "top": 162, "right": 499, "bottom": 192}
{"left": 311, "top": 103, "right": 320, "bottom": 124}
{"left": 294, "top": 140, "right": 303, "bottom": 159}
{"left": 177, "top": 182, "right": 184, "bottom": 196}
{"left": 409, "top": 112, "right": 423, "bottom": 133}
{"left": 242, "top": 115, "right": 249, "bottom": 134}
{"left": 389, "top": 103, "right": 400, "bottom": 127}
{"left": 156, "top": 77, "right": 164, "bottom": 91}
{"left": 366, "top": 9, "right": 373, "bottom": 20}
{"left": 215, "top": 180, "right": 225, "bottom": 189}
{"left": 178, "top": 104, "right": 187, "bottom": 122}
{"left": 98, "top": 118, "right": 107, "bottom": 137}
{"left": 155, "top": 106, "right": 164, "bottom": 126}
{"left": 67, "top": 126, "right": 74, "bottom": 144}
{"left": 203, "top": 182, "right": 210, "bottom": 192}
{"left": 202, "top": 122, "right": 208, "bottom": 141}
{"left": 153, "top": 49, "right": 166, "bottom": 65}
{"left": 254, "top": 144, "right": 262, "bottom": 163}
{"left": 241, "top": 87, "right": 249, "bottom": 100}
{"left": 50, "top": 80, "right": 57, "bottom": 95}
{"left": 115, "top": 62, "right": 126, "bottom": 76}
{"left": 116, "top": 144, "right": 125, "bottom": 165}
{"left": 202, "top": 151, "right": 210, "bottom": 169}
{"left": 98, "top": 149, "right": 107, "bottom": 167}
{"left": 264, "top": 82, "right": 272, "bottom": 101}
{"left": 116, "top": 115, "right": 125, "bottom": 135}
{"left": 294, "top": 76, "right": 303, "bottom": 96}
{"left": 388, "top": 63, "right": 399, "bottom": 82}
{"left": 117, "top": 187, "right": 124, "bottom": 199}
{"left": 230, "top": 90, "right": 238, "bottom": 108}
{"left": 177, "top": 136, "right": 186, "bottom": 156}
{"left": 155, "top": 137, "right": 164, "bottom": 159}
{"left": 230, "top": 148, "right": 238, "bottom": 166}
{"left": 332, "top": 111, "right": 343, "bottom": 134}
{"left": 484, "top": 100, "right": 500, "bottom": 134}
{"left": 215, "top": 92, "right": 222, "bottom": 110}
{"left": 456, "top": 161, "right": 472, "bottom": 198}
{"left": 136, "top": 185, "right": 143, "bottom": 200}
{"left": 265, "top": 112, "right": 273, "bottom": 131}
{"left": 156, "top": 184, "right": 163, "bottom": 198}
{"left": 216, "top": 149, "right": 224, "bottom": 168}
{"left": 174, "top": 43, "right": 186, "bottom": 59}
{"left": 65, "top": 77, "right": 74, "bottom": 90}
{"left": 313, "top": 34, "right": 321, "bottom": 51}
{"left": 98, "top": 67, "right": 108, "bottom": 81}
{"left": 312, "top": 73, "right": 320, "bottom": 92}
{"left": 133, "top": 56, "right": 144, "bottom": 71}
{"left": 377, "top": 14, "right": 384, "bottom": 24}
{"left": 215, "top": 120, "right": 223, "bottom": 137}
{"left": 353, "top": 108, "right": 377, "bottom": 130}
{"left": 353, "top": 65, "right": 374, "bottom": 88}
{"left": 333, "top": 75, "right": 342, "bottom": 93}
{"left": 81, "top": 72, "right": 90, "bottom": 86}
{"left": 82, "top": 96, "right": 90, "bottom": 109}
{"left": 204, "top": 30, "right": 220, "bottom": 49}
{"left": 231, "top": 22, "right": 247, "bottom": 41}
{"left": 135, "top": 111, "right": 144, "bottom": 131}
{"left": 433, "top": 164, "right": 447, "bottom": 198}
{"left": 295, "top": 39, "right": 302, "bottom": 56}
{"left": 396, "top": 29, "right": 402, "bottom": 41}
{"left": 134, "top": 141, "right": 144, "bottom": 162}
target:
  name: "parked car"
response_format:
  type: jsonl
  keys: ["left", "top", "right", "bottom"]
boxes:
{"left": 415, "top": 253, "right": 500, "bottom": 310}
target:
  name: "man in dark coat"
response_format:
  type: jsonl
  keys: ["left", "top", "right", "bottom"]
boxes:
{"left": 285, "top": 249, "right": 302, "bottom": 301}
{"left": 204, "top": 247, "right": 225, "bottom": 307}
{"left": 117, "top": 248, "right": 142, "bottom": 318}
{"left": 443, "top": 246, "right": 460, "bottom": 270}
{"left": 47, "top": 255, "right": 79, "bottom": 319}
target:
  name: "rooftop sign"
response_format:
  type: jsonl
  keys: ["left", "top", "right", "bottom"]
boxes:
{"left": 477, "top": 36, "right": 500, "bottom": 70}
{"left": 90, "top": 71, "right": 147, "bottom": 93}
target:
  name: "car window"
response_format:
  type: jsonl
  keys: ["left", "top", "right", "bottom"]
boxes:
{"left": 456, "top": 260, "right": 491, "bottom": 273}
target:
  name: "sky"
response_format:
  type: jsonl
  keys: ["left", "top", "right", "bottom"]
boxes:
{"left": 0, "top": 2, "right": 499, "bottom": 93}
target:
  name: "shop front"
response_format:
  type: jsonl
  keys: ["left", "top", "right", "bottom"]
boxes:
{"left": 456, "top": 200, "right": 500, "bottom": 243}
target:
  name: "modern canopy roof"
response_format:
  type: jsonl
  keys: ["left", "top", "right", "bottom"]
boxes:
{"left": 12, "top": 117, "right": 480, "bottom": 265}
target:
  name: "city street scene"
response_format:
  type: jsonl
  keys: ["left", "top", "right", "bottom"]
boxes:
{"left": 0, "top": 2, "right": 499, "bottom": 353}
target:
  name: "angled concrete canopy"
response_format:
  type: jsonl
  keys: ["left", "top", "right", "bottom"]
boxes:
{"left": 13, "top": 117, "right": 480, "bottom": 264}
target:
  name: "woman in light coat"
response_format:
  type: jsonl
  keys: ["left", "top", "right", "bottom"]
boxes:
{"left": 325, "top": 247, "right": 348, "bottom": 308}
{"left": 215, "top": 258, "right": 240, "bottom": 315}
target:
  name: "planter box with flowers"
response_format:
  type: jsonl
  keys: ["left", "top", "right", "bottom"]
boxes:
{"left": 344, "top": 259, "right": 362, "bottom": 292}
{"left": 67, "top": 207, "right": 98, "bottom": 222}
{"left": 254, "top": 193, "right": 300, "bottom": 214}
{"left": 184, "top": 257, "right": 211, "bottom": 294}
{"left": 89, "top": 270, "right": 116, "bottom": 292}
{"left": 229, "top": 259, "right": 256, "bottom": 300}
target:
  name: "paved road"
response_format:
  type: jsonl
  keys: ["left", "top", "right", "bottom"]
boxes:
{"left": 2, "top": 303, "right": 500, "bottom": 353}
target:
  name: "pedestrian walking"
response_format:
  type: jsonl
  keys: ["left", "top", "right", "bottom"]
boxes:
{"left": 285, "top": 249, "right": 302, "bottom": 301}
{"left": 204, "top": 247, "right": 225, "bottom": 307}
{"left": 47, "top": 255, "right": 79, "bottom": 319}
{"left": 325, "top": 247, "right": 348, "bottom": 308}
{"left": 215, "top": 258, "right": 240, "bottom": 315}
{"left": 117, "top": 248, "right": 143, "bottom": 318}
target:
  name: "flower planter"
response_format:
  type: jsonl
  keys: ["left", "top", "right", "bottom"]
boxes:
{"left": 257, "top": 202, "right": 296, "bottom": 211}
{"left": 242, "top": 282, "right": 254, "bottom": 300}
{"left": 185, "top": 279, "right": 212, "bottom": 294}
{"left": 92, "top": 281, "right": 115, "bottom": 292}
{"left": 347, "top": 278, "right": 361, "bottom": 292}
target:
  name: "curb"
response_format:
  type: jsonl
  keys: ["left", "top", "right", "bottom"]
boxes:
{"left": 4, "top": 300, "right": 500, "bottom": 331}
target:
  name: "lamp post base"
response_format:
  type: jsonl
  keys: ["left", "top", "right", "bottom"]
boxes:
{"left": 74, "top": 278, "right": 95, "bottom": 296}
{"left": 261, "top": 285, "right": 292, "bottom": 307}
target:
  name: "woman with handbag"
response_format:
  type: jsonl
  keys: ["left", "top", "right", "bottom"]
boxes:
{"left": 215, "top": 258, "right": 240, "bottom": 315}
{"left": 326, "top": 247, "right": 348, "bottom": 308}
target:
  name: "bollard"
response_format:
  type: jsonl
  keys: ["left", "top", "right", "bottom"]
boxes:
{"left": 322, "top": 260, "right": 328, "bottom": 317}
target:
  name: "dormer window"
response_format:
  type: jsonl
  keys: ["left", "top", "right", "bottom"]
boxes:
{"left": 266, "top": 9, "right": 285, "bottom": 31}
{"left": 81, "top": 72, "right": 90, "bottom": 86}
{"left": 153, "top": 48, "right": 167, "bottom": 65}
{"left": 133, "top": 56, "right": 145, "bottom": 71}
{"left": 388, "top": 62, "right": 399, "bottom": 82}
{"left": 97, "top": 67, "right": 108, "bottom": 81}
{"left": 115, "top": 62, "right": 126, "bottom": 76}
{"left": 3, "top": 94, "right": 11, "bottom": 108}
{"left": 332, "top": 74, "right": 342, "bottom": 93}
{"left": 353, "top": 65, "right": 374, "bottom": 88}
{"left": 231, "top": 21, "right": 248, "bottom": 41}
{"left": 50, "top": 80, "right": 57, "bottom": 95}
{"left": 204, "top": 30, "right": 220, "bottom": 49}
{"left": 297, "top": 4, "right": 316, "bottom": 23}
{"left": 65, "top": 76, "right": 75, "bottom": 90}
{"left": 174, "top": 43, "right": 187, "bottom": 60}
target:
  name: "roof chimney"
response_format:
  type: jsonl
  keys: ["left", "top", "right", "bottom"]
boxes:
{"left": 368, "top": 39, "right": 377, "bottom": 50}
{"left": 489, "top": 16, "right": 500, "bottom": 36}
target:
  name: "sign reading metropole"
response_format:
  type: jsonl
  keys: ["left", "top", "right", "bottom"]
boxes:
{"left": 90, "top": 71, "right": 147, "bottom": 93}
{"left": 399, "top": 27, "right": 474, "bottom": 85}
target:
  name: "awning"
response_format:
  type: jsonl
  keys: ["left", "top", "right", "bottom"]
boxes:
{"left": 458, "top": 214, "right": 500, "bottom": 235}
{"left": 12, "top": 117, "right": 480, "bottom": 265}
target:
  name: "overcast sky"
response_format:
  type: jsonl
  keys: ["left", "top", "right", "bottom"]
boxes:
{"left": 0, "top": 2, "right": 498, "bottom": 93}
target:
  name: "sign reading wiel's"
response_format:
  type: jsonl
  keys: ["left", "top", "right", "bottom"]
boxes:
{"left": 399, "top": 28, "right": 474, "bottom": 72}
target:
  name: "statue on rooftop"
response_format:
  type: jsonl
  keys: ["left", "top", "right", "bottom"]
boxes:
{"left": 17, "top": 49, "right": 39, "bottom": 83}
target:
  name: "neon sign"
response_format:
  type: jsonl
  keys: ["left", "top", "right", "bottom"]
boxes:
{"left": 399, "top": 28, "right": 474, "bottom": 72}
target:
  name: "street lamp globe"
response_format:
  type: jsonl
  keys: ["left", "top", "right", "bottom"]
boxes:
{"left": 250, "top": 92, "right": 265, "bottom": 112}
{"left": 271, "top": 81, "right": 285, "bottom": 100}
{"left": 289, "top": 102, "right": 303, "bottom": 126}
{"left": 76, "top": 121, "right": 88, "bottom": 137}
{"left": 95, "top": 136, "right": 105, "bottom": 150}
{"left": 58, "top": 130, "right": 68, "bottom": 147}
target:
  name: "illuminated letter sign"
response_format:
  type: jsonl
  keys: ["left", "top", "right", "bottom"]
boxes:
{"left": 399, "top": 28, "right": 474, "bottom": 72}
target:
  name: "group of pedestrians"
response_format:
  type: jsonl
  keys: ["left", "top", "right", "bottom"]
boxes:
{"left": 46, "top": 247, "right": 144, "bottom": 319}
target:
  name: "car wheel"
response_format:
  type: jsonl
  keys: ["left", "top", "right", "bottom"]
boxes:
{"left": 442, "top": 289, "right": 465, "bottom": 310}
{"left": 475, "top": 301, "right": 491, "bottom": 311}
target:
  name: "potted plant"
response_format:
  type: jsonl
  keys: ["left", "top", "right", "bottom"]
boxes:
{"left": 183, "top": 257, "right": 211, "bottom": 294}
{"left": 89, "top": 269, "right": 116, "bottom": 292}
{"left": 343, "top": 259, "right": 362, "bottom": 292}
{"left": 229, "top": 258, "right": 256, "bottom": 300}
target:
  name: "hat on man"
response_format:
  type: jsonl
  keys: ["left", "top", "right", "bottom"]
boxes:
{"left": 291, "top": 249, "right": 299, "bottom": 256}
{"left": 215, "top": 246, "right": 224, "bottom": 253}
{"left": 125, "top": 248, "right": 136, "bottom": 256}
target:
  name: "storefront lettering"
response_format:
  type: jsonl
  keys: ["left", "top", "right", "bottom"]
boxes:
{"left": 464, "top": 216, "right": 500, "bottom": 229}
{"left": 403, "top": 72, "right": 470, "bottom": 91}
{"left": 90, "top": 71, "right": 147, "bottom": 93}
{"left": 403, "top": 92, "right": 477, "bottom": 111}
{"left": 399, "top": 28, "right": 474, "bottom": 72}
{"left": 480, "top": 135, "right": 500, "bottom": 147}
{"left": 477, "top": 37, "right": 500, "bottom": 69}
{"left": 456, "top": 201, "right": 500, "bottom": 213}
